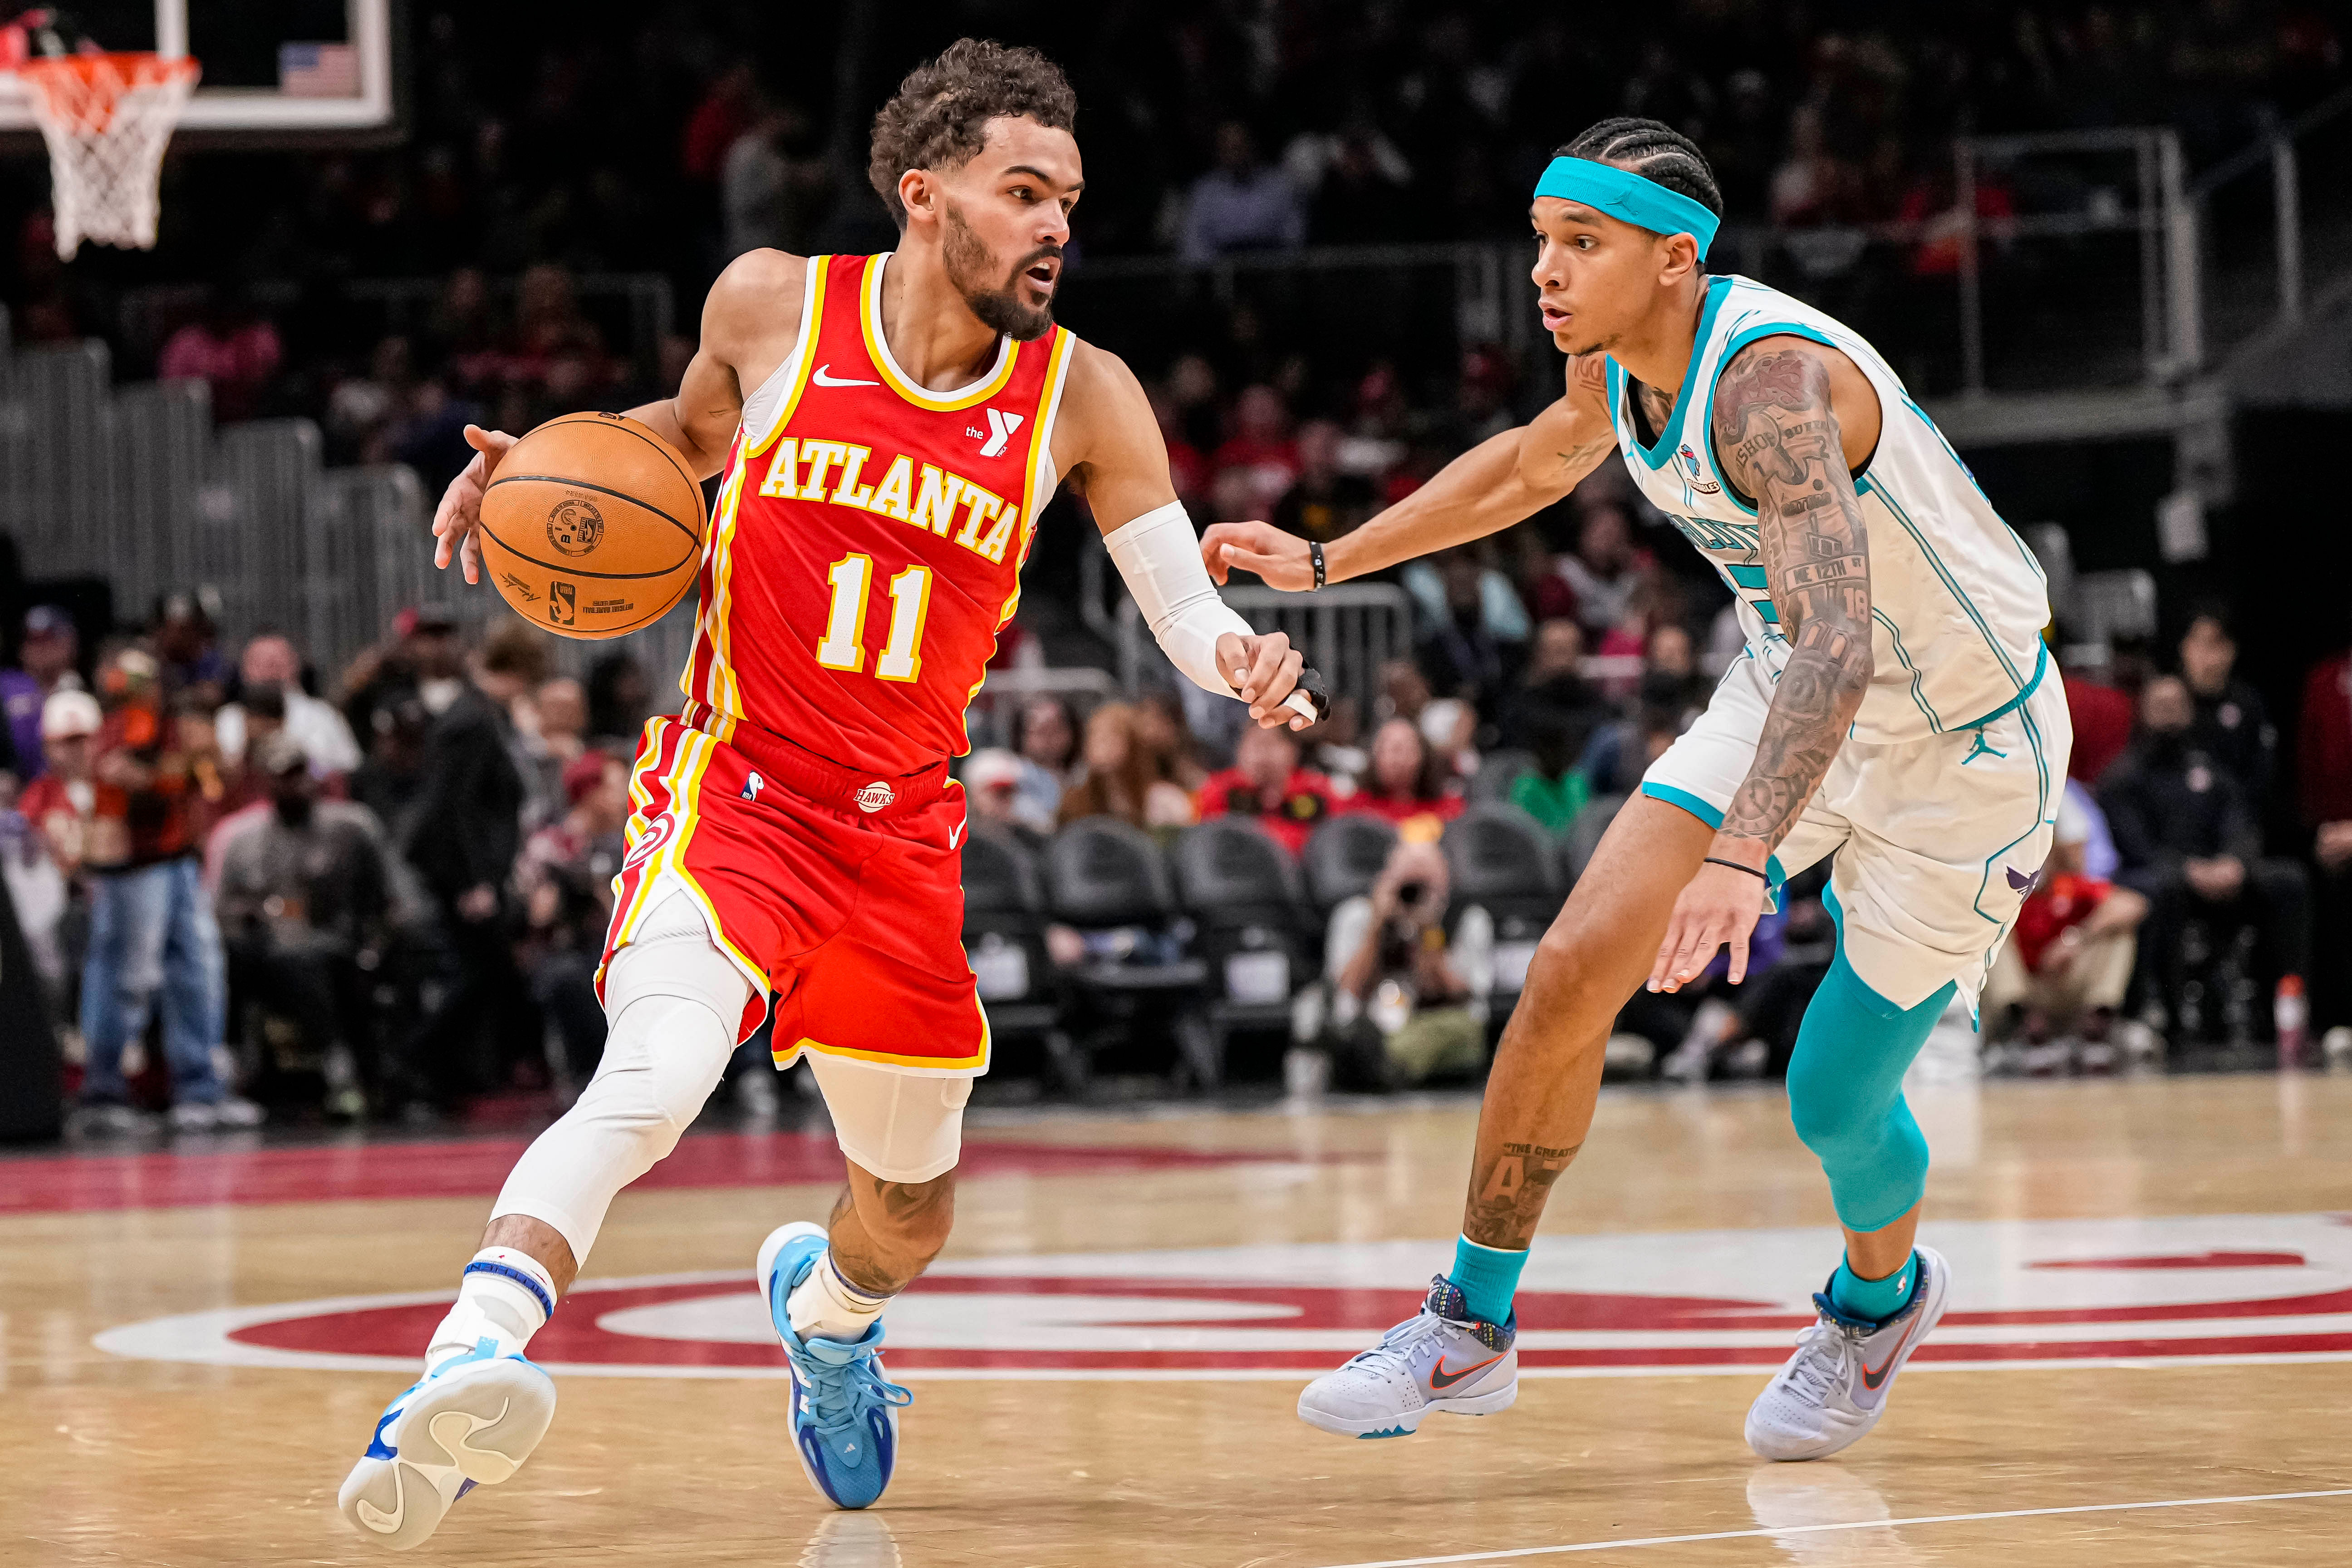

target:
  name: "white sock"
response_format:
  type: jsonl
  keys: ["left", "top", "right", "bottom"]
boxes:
{"left": 786, "top": 1249, "right": 893, "bottom": 1342}
{"left": 425, "top": 1247, "right": 558, "bottom": 1371}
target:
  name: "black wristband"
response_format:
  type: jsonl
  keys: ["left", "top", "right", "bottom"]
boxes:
{"left": 1308, "top": 538, "right": 1326, "bottom": 591}
{"left": 1703, "top": 855, "right": 1770, "bottom": 882}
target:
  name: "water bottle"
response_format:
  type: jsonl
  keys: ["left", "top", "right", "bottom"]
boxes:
{"left": 2275, "top": 975, "right": 2309, "bottom": 1069}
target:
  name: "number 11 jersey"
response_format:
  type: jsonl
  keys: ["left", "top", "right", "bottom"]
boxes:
{"left": 681, "top": 251, "right": 1078, "bottom": 774}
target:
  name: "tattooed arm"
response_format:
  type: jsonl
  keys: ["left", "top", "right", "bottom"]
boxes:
{"left": 1201, "top": 353, "right": 1619, "bottom": 589}
{"left": 1648, "top": 339, "right": 1877, "bottom": 993}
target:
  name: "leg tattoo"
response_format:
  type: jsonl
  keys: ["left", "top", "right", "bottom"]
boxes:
{"left": 1463, "top": 1141, "right": 1583, "bottom": 1249}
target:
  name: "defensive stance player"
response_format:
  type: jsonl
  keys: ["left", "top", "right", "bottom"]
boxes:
{"left": 1205, "top": 119, "right": 2067, "bottom": 1458}
{"left": 340, "top": 41, "right": 1317, "bottom": 1546}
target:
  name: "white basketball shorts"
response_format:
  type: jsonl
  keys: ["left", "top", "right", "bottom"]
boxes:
{"left": 1642, "top": 649, "right": 2073, "bottom": 1012}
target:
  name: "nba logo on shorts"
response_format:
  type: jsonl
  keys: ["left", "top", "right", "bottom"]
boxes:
{"left": 854, "top": 780, "right": 895, "bottom": 813}
{"left": 548, "top": 582, "right": 576, "bottom": 626}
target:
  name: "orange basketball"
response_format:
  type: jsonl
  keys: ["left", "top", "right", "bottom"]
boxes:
{"left": 478, "top": 412, "right": 706, "bottom": 641}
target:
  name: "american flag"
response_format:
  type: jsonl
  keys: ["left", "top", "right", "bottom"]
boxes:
{"left": 279, "top": 43, "right": 358, "bottom": 98}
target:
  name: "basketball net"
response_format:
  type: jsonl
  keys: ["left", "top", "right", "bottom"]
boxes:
{"left": 15, "top": 52, "right": 199, "bottom": 260}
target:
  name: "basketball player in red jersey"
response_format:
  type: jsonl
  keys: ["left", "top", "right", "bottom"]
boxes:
{"left": 339, "top": 40, "right": 1318, "bottom": 1545}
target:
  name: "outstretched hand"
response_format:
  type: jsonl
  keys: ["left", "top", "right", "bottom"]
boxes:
{"left": 1200, "top": 520, "right": 1315, "bottom": 590}
{"left": 1648, "top": 854, "right": 1772, "bottom": 992}
{"left": 432, "top": 424, "right": 518, "bottom": 585}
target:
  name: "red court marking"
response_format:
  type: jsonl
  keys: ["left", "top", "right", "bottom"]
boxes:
{"left": 224, "top": 1274, "right": 2352, "bottom": 1375}
{"left": 0, "top": 1133, "right": 1314, "bottom": 1215}
{"left": 2028, "top": 1252, "right": 2308, "bottom": 1271}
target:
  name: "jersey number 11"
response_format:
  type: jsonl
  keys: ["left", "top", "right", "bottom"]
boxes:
{"left": 815, "top": 553, "right": 932, "bottom": 683}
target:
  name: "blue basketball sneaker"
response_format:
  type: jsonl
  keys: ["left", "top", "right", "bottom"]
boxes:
{"left": 337, "top": 1339, "right": 556, "bottom": 1550}
{"left": 758, "top": 1221, "right": 913, "bottom": 1510}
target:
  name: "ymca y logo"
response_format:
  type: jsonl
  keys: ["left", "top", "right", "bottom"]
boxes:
{"left": 977, "top": 407, "right": 1024, "bottom": 457}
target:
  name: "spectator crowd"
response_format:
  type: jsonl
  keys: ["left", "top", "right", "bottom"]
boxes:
{"left": 1, "top": 600, "right": 658, "bottom": 1134}
{"left": 3, "top": 479, "right": 2351, "bottom": 1130}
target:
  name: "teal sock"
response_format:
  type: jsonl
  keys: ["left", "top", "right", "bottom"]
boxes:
{"left": 1449, "top": 1234, "right": 1527, "bottom": 1326}
{"left": 1828, "top": 1250, "right": 1917, "bottom": 1323}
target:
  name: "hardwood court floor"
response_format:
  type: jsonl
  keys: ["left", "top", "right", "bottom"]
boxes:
{"left": 8, "top": 1072, "right": 2352, "bottom": 1566}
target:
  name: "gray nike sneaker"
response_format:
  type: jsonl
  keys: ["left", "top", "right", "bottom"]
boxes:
{"left": 1745, "top": 1245, "right": 1951, "bottom": 1461}
{"left": 1297, "top": 1277, "right": 1517, "bottom": 1439}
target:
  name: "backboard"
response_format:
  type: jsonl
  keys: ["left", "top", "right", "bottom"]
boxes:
{"left": 0, "top": 0, "right": 394, "bottom": 138}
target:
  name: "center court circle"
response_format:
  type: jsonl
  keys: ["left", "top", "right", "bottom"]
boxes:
{"left": 95, "top": 1213, "right": 2352, "bottom": 1381}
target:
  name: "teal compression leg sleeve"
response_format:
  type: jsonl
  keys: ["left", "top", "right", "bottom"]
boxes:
{"left": 1784, "top": 946, "right": 1957, "bottom": 1236}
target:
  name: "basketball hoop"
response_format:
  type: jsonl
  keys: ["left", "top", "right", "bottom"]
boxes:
{"left": 15, "top": 52, "right": 199, "bottom": 260}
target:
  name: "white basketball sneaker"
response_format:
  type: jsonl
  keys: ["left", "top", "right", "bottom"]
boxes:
{"left": 337, "top": 1341, "right": 556, "bottom": 1549}
{"left": 1297, "top": 1276, "right": 1517, "bottom": 1439}
{"left": 1745, "top": 1245, "right": 1950, "bottom": 1462}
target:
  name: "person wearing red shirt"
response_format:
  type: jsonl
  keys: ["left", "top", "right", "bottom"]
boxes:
{"left": 1349, "top": 716, "right": 1463, "bottom": 831}
{"left": 2298, "top": 647, "right": 2352, "bottom": 1038}
{"left": 18, "top": 689, "right": 100, "bottom": 876}
{"left": 1199, "top": 722, "right": 1332, "bottom": 856}
{"left": 1983, "top": 792, "right": 2148, "bottom": 1066}
{"left": 2064, "top": 667, "right": 2135, "bottom": 784}
{"left": 74, "top": 653, "right": 257, "bottom": 1134}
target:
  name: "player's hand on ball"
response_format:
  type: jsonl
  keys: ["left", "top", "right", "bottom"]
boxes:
{"left": 1202, "top": 521, "right": 1314, "bottom": 591}
{"left": 432, "top": 424, "right": 518, "bottom": 585}
{"left": 1649, "top": 848, "right": 1771, "bottom": 992}
{"left": 1217, "top": 630, "right": 1311, "bottom": 730}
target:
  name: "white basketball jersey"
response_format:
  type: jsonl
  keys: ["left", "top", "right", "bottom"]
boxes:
{"left": 1604, "top": 274, "right": 2050, "bottom": 744}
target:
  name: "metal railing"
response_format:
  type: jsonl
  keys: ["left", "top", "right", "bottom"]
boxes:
{"left": 1056, "top": 138, "right": 2203, "bottom": 403}
{"left": 0, "top": 344, "right": 703, "bottom": 696}
{"left": 2193, "top": 83, "right": 2352, "bottom": 361}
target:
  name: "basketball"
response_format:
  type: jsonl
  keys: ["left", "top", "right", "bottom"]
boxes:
{"left": 478, "top": 411, "right": 705, "bottom": 640}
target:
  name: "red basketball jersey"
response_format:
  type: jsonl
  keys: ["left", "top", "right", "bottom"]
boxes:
{"left": 680, "top": 252, "right": 1077, "bottom": 772}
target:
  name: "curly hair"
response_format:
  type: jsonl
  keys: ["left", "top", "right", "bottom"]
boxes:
{"left": 867, "top": 39, "right": 1078, "bottom": 230}
{"left": 1554, "top": 117, "right": 1723, "bottom": 220}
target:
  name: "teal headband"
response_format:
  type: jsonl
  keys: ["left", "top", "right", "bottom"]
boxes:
{"left": 1534, "top": 157, "right": 1719, "bottom": 259}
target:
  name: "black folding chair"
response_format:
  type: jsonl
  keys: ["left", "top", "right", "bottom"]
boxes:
{"left": 1042, "top": 816, "right": 1215, "bottom": 1089}
{"left": 1443, "top": 804, "right": 1567, "bottom": 1021}
{"left": 1172, "top": 817, "right": 1312, "bottom": 1080}
{"left": 1302, "top": 812, "right": 1400, "bottom": 918}
{"left": 959, "top": 829, "right": 1076, "bottom": 1090}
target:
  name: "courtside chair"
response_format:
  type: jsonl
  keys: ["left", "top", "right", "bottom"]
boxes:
{"left": 1171, "top": 818, "right": 1314, "bottom": 1081}
{"left": 1301, "top": 812, "right": 1399, "bottom": 918}
{"left": 958, "top": 828, "right": 1079, "bottom": 1092}
{"left": 1561, "top": 792, "right": 1628, "bottom": 886}
{"left": 1041, "top": 816, "right": 1217, "bottom": 1091}
{"left": 1468, "top": 749, "right": 1535, "bottom": 805}
{"left": 1442, "top": 804, "right": 1567, "bottom": 1025}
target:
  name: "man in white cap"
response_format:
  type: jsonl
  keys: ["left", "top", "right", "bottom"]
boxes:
{"left": 16, "top": 689, "right": 102, "bottom": 876}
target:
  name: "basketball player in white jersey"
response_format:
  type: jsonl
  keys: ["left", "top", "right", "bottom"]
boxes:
{"left": 1204, "top": 118, "right": 2068, "bottom": 1458}
{"left": 337, "top": 41, "right": 1321, "bottom": 1547}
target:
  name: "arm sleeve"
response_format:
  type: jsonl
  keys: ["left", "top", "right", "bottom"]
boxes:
{"left": 1102, "top": 501, "right": 1257, "bottom": 702}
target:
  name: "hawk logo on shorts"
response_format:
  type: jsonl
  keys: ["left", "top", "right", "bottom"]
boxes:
{"left": 1675, "top": 443, "right": 1721, "bottom": 496}
{"left": 854, "top": 780, "right": 895, "bottom": 813}
{"left": 545, "top": 498, "right": 606, "bottom": 557}
{"left": 624, "top": 811, "right": 676, "bottom": 870}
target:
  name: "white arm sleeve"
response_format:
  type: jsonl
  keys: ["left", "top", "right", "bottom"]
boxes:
{"left": 1102, "top": 501, "right": 1256, "bottom": 700}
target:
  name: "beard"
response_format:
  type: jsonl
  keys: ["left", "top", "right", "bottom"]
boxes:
{"left": 942, "top": 201, "right": 1058, "bottom": 342}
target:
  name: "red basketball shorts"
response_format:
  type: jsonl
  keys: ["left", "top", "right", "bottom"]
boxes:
{"left": 598, "top": 712, "right": 986, "bottom": 1076}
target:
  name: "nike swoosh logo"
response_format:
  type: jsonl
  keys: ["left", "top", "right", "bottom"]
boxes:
{"left": 356, "top": 1465, "right": 406, "bottom": 1533}
{"left": 1429, "top": 1351, "right": 1505, "bottom": 1390}
{"left": 811, "top": 364, "right": 879, "bottom": 388}
{"left": 949, "top": 820, "right": 965, "bottom": 850}
{"left": 1859, "top": 1313, "right": 1921, "bottom": 1391}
